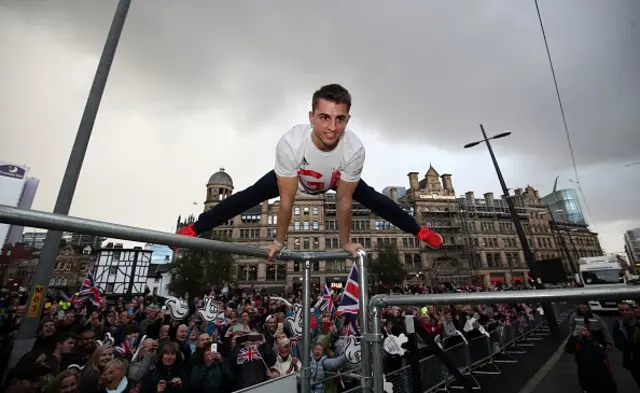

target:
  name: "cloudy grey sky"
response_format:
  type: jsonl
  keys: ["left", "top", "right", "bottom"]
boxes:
{"left": 1, "top": 0, "right": 638, "bottom": 255}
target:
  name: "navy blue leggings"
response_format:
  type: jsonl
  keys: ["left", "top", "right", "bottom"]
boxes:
{"left": 194, "top": 170, "right": 421, "bottom": 236}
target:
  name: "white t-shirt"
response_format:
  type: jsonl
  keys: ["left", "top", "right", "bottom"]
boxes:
{"left": 274, "top": 124, "right": 365, "bottom": 194}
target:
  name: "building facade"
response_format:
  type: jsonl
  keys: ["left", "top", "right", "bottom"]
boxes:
{"left": 176, "top": 167, "right": 604, "bottom": 291}
{"left": 49, "top": 243, "right": 97, "bottom": 290}
{"left": 0, "top": 162, "right": 39, "bottom": 247}
{"left": 542, "top": 188, "right": 586, "bottom": 225}
{"left": 93, "top": 243, "right": 152, "bottom": 295}
{"left": 625, "top": 228, "right": 640, "bottom": 271}
{"left": 541, "top": 189, "right": 602, "bottom": 275}
{"left": 0, "top": 242, "right": 97, "bottom": 291}
{"left": 147, "top": 263, "right": 174, "bottom": 297}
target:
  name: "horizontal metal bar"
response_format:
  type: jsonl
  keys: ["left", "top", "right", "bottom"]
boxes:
{"left": 0, "top": 205, "right": 351, "bottom": 262}
{"left": 369, "top": 286, "right": 640, "bottom": 309}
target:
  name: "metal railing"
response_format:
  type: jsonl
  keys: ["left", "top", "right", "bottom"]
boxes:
{"left": 367, "top": 286, "right": 640, "bottom": 393}
{"left": 0, "top": 205, "right": 350, "bottom": 262}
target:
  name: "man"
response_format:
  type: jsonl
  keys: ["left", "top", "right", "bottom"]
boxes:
{"left": 613, "top": 302, "right": 640, "bottom": 387}
{"left": 174, "top": 84, "right": 443, "bottom": 258}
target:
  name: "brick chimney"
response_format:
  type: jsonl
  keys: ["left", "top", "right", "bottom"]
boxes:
{"left": 484, "top": 192, "right": 494, "bottom": 205}
{"left": 441, "top": 174, "right": 454, "bottom": 194}
{"left": 389, "top": 187, "right": 398, "bottom": 202}
{"left": 408, "top": 172, "right": 420, "bottom": 191}
{"left": 465, "top": 191, "right": 475, "bottom": 203}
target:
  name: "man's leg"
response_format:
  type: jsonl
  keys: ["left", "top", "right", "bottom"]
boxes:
{"left": 352, "top": 179, "right": 443, "bottom": 248}
{"left": 193, "top": 170, "right": 279, "bottom": 235}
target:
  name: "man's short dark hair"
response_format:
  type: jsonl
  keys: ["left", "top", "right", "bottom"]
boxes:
{"left": 312, "top": 84, "right": 351, "bottom": 112}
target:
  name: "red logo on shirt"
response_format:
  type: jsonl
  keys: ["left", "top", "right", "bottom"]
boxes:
{"left": 297, "top": 169, "right": 341, "bottom": 193}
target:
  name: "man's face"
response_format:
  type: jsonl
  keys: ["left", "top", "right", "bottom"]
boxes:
{"left": 619, "top": 304, "right": 634, "bottom": 320}
{"left": 61, "top": 338, "right": 76, "bottom": 354}
{"left": 176, "top": 325, "right": 188, "bottom": 341}
{"left": 81, "top": 331, "right": 96, "bottom": 349}
{"left": 309, "top": 99, "right": 350, "bottom": 150}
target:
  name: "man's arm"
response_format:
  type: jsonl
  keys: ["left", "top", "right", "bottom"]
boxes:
{"left": 336, "top": 179, "right": 358, "bottom": 247}
{"left": 273, "top": 136, "right": 300, "bottom": 248}
{"left": 276, "top": 177, "right": 297, "bottom": 245}
{"left": 336, "top": 146, "right": 366, "bottom": 250}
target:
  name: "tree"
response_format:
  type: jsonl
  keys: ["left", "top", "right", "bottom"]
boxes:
{"left": 369, "top": 243, "right": 406, "bottom": 287}
{"left": 168, "top": 237, "right": 235, "bottom": 297}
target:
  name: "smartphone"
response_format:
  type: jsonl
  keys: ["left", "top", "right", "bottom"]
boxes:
{"left": 277, "top": 322, "right": 283, "bottom": 331}
{"left": 210, "top": 343, "right": 218, "bottom": 352}
{"left": 128, "top": 307, "right": 134, "bottom": 315}
{"left": 57, "top": 310, "right": 65, "bottom": 319}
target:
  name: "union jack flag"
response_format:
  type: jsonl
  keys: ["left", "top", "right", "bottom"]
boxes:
{"left": 336, "top": 263, "right": 359, "bottom": 316}
{"left": 237, "top": 345, "right": 262, "bottom": 364}
{"left": 113, "top": 340, "right": 132, "bottom": 356}
{"left": 319, "top": 284, "right": 335, "bottom": 313}
{"left": 76, "top": 272, "right": 102, "bottom": 306}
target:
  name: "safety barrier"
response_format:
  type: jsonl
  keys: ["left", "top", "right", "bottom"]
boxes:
{"left": 383, "top": 311, "right": 549, "bottom": 393}
{"left": 368, "top": 287, "right": 640, "bottom": 393}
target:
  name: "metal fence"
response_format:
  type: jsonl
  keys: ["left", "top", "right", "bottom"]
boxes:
{"left": 381, "top": 312, "right": 549, "bottom": 393}
{"left": 368, "top": 287, "right": 640, "bottom": 393}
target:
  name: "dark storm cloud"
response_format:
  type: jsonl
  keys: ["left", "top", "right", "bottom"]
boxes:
{"left": 4, "top": 0, "right": 639, "bottom": 170}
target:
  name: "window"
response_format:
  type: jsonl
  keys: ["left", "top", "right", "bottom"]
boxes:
{"left": 109, "top": 266, "right": 117, "bottom": 275}
{"left": 106, "top": 283, "right": 115, "bottom": 293}
{"left": 239, "top": 265, "right": 258, "bottom": 281}
{"left": 294, "top": 207, "right": 301, "bottom": 216}
{"left": 312, "top": 221, "right": 319, "bottom": 230}
{"left": 303, "top": 207, "right": 309, "bottom": 214}
{"left": 313, "top": 238, "right": 319, "bottom": 249}
{"left": 312, "top": 207, "right": 319, "bottom": 216}
{"left": 327, "top": 260, "right": 346, "bottom": 271}
{"left": 277, "top": 264, "right": 286, "bottom": 280}
{"left": 303, "top": 221, "right": 310, "bottom": 231}
{"left": 303, "top": 238, "right": 310, "bottom": 249}
{"left": 79, "top": 263, "right": 87, "bottom": 271}
{"left": 112, "top": 251, "right": 121, "bottom": 261}
{"left": 266, "top": 265, "right": 276, "bottom": 280}
{"left": 294, "top": 221, "right": 301, "bottom": 231}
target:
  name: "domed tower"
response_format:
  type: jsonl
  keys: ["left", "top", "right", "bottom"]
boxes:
{"left": 205, "top": 168, "right": 234, "bottom": 209}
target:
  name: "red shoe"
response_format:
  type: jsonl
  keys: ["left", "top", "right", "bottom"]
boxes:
{"left": 170, "top": 224, "right": 197, "bottom": 250}
{"left": 416, "top": 227, "right": 443, "bottom": 249}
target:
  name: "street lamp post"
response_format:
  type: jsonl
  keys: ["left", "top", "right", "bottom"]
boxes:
{"left": 464, "top": 124, "right": 558, "bottom": 332}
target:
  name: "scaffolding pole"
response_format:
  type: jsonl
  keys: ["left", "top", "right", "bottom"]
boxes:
{"left": 368, "top": 286, "right": 640, "bottom": 393}
{"left": 0, "top": 205, "right": 350, "bottom": 262}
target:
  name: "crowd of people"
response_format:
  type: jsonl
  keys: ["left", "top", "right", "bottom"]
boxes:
{"left": 0, "top": 282, "right": 543, "bottom": 393}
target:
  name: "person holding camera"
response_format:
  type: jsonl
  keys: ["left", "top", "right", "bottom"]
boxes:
{"left": 564, "top": 323, "right": 617, "bottom": 393}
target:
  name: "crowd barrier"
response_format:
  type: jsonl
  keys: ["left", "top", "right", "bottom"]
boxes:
{"left": 234, "top": 305, "right": 572, "bottom": 393}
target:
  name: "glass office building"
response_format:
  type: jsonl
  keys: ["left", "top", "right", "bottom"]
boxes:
{"left": 542, "top": 188, "right": 585, "bottom": 224}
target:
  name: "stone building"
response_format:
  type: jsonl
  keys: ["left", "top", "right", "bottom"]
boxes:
{"left": 176, "top": 167, "right": 603, "bottom": 290}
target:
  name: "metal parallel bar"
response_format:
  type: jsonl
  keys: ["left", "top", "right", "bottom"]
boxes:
{"left": 356, "top": 251, "right": 371, "bottom": 393}
{"left": 300, "top": 260, "right": 312, "bottom": 393}
{"left": 0, "top": 205, "right": 350, "bottom": 262}
{"left": 369, "top": 286, "right": 640, "bottom": 308}
{"left": 370, "top": 306, "right": 384, "bottom": 393}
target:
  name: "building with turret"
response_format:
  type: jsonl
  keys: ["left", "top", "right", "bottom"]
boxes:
{"left": 175, "top": 166, "right": 603, "bottom": 291}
